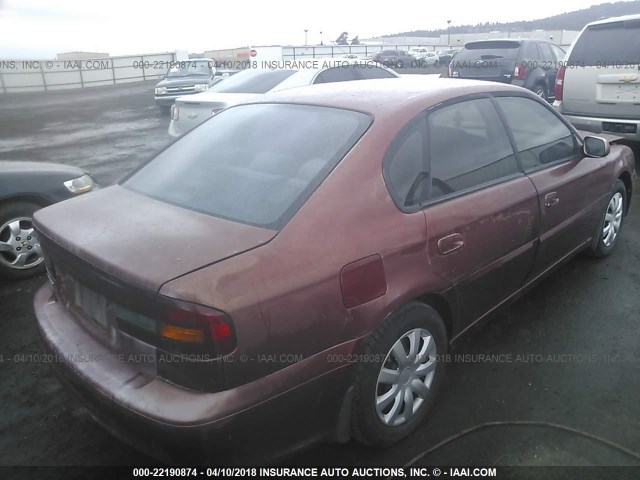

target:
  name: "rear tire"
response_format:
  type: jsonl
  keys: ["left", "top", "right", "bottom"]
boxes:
{"left": 533, "top": 84, "right": 547, "bottom": 101}
{"left": 0, "top": 201, "right": 46, "bottom": 280}
{"left": 587, "top": 180, "right": 627, "bottom": 258}
{"left": 351, "top": 302, "right": 447, "bottom": 447}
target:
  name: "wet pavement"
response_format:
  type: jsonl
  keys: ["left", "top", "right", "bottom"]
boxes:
{"left": 0, "top": 81, "right": 639, "bottom": 470}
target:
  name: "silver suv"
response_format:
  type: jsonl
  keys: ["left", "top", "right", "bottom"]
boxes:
{"left": 554, "top": 14, "right": 640, "bottom": 140}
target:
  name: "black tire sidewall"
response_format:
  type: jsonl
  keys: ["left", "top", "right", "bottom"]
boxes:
{"left": 0, "top": 201, "right": 45, "bottom": 279}
{"left": 352, "top": 302, "right": 447, "bottom": 447}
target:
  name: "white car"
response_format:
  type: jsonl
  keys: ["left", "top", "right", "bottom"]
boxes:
{"left": 408, "top": 48, "right": 436, "bottom": 61}
{"left": 168, "top": 61, "right": 399, "bottom": 137}
{"left": 554, "top": 14, "right": 640, "bottom": 141}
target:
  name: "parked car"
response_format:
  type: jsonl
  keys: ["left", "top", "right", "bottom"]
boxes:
{"left": 410, "top": 51, "right": 441, "bottom": 67}
{"left": 210, "top": 68, "right": 241, "bottom": 87}
{"left": 154, "top": 59, "right": 217, "bottom": 113}
{"left": 435, "top": 49, "right": 460, "bottom": 64}
{"left": 408, "top": 48, "right": 433, "bottom": 60}
{"left": 0, "top": 161, "right": 96, "bottom": 279}
{"left": 169, "top": 61, "right": 399, "bottom": 136}
{"left": 554, "top": 14, "right": 640, "bottom": 140}
{"left": 449, "top": 39, "right": 565, "bottom": 101}
{"left": 33, "top": 78, "right": 635, "bottom": 463}
{"left": 369, "top": 50, "right": 415, "bottom": 68}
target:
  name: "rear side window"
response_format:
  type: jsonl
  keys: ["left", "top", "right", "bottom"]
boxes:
{"left": 455, "top": 41, "right": 521, "bottom": 61}
{"left": 521, "top": 42, "right": 541, "bottom": 61}
{"left": 385, "top": 117, "right": 428, "bottom": 208}
{"left": 315, "top": 66, "right": 358, "bottom": 83}
{"left": 550, "top": 45, "right": 565, "bottom": 62}
{"left": 495, "top": 96, "right": 579, "bottom": 170}
{"left": 428, "top": 98, "right": 519, "bottom": 200}
{"left": 356, "top": 65, "right": 397, "bottom": 79}
{"left": 570, "top": 20, "right": 640, "bottom": 66}
{"left": 125, "top": 104, "right": 371, "bottom": 230}
{"left": 208, "top": 69, "right": 297, "bottom": 93}
{"left": 538, "top": 43, "right": 555, "bottom": 63}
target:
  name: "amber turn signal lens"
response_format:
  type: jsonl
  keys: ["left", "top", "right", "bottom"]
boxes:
{"left": 160, "top": 323, "right": 205, "bottom": 343}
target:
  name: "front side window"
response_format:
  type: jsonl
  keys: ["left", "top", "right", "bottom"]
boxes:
{"left": 495, "top": 96, "right": 579, "bottom": 170}
{"left": 125, "top": 104, "right": 372, "bottom": 230}
{"left": 428, "top": 98, "right": 520, "bottom": 200}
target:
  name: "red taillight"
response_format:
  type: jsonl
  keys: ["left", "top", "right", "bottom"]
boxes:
{"left": 448, "top": 62, "right": 453, "bottom": 77}
{"left": 513, "top": 63, "right": 526, "bottom": 80}
{"left": 170, "top": 104, "right": 179, "bottom": 121}
{"left": 555, "top": 66, "right": 566, "bottom": 101}
{"left": 162, "top": 303, "right": 235, "bottom": 354}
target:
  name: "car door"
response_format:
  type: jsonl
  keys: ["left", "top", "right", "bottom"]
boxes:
{"left": 418, "top": 97, "right": 539, "bottom": 329}
{"left": 494, "top": 94, "right": 610, "bottom": 277}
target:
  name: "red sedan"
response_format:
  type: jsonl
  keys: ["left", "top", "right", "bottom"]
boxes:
{"left": 33, "top": 78, "right": 635, "bottom": 462}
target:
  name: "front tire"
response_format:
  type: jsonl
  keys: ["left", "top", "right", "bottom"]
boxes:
{"left": 587, "top": 179, "right": 627, "bottom": 258}
{"left": 352, "top": 302, "right": 447, "bottom": 447}
{"left": 0, "top": 201, "right": 46, "bottom": 279}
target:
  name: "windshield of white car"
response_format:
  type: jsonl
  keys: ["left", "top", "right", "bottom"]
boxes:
{"left": 207, "top": 69, "right": 297, "bottom": 94}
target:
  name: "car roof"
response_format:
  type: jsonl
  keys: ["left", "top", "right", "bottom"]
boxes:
{"left": 586, "top": 13, "right": 640, "bottom": 27}
{"left": 253, "top": 77, "right": 527, "bottom": 117}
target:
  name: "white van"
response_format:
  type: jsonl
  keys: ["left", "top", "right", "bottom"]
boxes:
{"left": 554, "top": 14, "right": 640, "bottom": 140}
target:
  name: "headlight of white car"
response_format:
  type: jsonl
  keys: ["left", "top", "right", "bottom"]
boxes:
{"left": 64, "top": 174, "right": 95, "bottom": 194}
{"left": 194, "top": 84, "right": 209, "bottom": 92}
{"left": 155, "top": 87, "right": 167, "bottom": 95}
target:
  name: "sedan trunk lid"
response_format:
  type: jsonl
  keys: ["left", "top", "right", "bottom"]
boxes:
{"left": 33, "top": 185, "right": 276, "bottom": 292}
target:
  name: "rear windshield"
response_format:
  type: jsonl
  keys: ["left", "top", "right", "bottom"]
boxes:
{"left": 455, "top": 41, "right": 521, "bottom": 61}
{"left": 206, "top": 69, "right": 297, "bottom": 94}
{"left": 569, "top": 20, "right": 640, "bottom": 66}
{"left": 124, "top": 104, "right": 372, "bottom": 230}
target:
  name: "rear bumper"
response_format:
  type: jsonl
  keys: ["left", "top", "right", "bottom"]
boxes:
{"left": 554, "top": 104, "right": 640, "bottom": 141}
{"left": 33, "top": 283, "right": 355, "bottom": 463}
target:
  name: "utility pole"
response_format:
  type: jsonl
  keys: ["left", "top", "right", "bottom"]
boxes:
{"left": 304, "top": 29, "right": 308, "bottom": 46}
{"left": 447, "top": 20, "right": 452, "bottom": 47}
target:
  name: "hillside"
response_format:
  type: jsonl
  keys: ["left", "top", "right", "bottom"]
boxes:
{"left": 385, "top": 0, "right": 640, "bottom": 37}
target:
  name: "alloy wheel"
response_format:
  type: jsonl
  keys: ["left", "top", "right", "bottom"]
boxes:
{"left": 0, "top": 217, "right": 43, "bottom": 270}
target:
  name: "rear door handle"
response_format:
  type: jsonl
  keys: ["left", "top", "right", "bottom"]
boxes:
{"left": 437, "top": 233, "right": 465, "bottom": 255}
{"left": 544, "top": 192, "right": 560, "bottom": 207}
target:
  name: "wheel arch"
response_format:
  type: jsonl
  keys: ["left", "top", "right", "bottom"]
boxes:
{"left": 0, "top": 194, "right": 49, "bottom": 210}
{"left": 618, "top": 171, "right": 633, "bottom": 214}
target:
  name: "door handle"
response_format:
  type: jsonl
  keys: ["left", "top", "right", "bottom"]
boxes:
{"left": 437, "top": 233, "right": 465, "bottom": 255}
{"left": 544, "top": 192, "right": 560, "bottom": 207}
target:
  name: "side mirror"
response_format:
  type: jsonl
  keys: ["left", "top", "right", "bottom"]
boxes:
{"left": 583, "top": 136, "right": 610, "bottom": 158}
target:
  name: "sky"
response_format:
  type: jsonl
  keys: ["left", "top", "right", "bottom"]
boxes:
{"left": 0, "top": 0, "right": 608, "bottom": 58}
